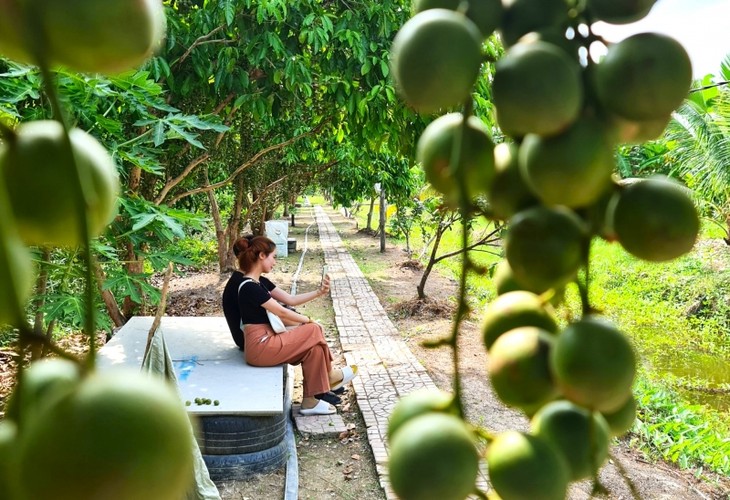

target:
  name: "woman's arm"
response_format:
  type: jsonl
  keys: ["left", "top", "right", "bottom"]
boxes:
{"left": 270, "top": 275, "right": 330, "bottom": 307}
{"left": 261, "top": 298, "right": 314, "bottom": 325}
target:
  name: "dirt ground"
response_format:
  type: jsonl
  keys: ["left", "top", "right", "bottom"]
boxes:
{"left": 2, "top": 205, "right": 729, "bottom": 499}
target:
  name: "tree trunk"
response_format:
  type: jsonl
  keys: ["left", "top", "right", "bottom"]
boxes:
{"left": 379, "top": 189, "right": 386, "bottom": 253}
{"left": 416, "top": 223, "right": 446, "bottom": 300}
{"left": 31, "top": 247, "right": 51, "bottom": 360}
{"left": 129, "top": 165, "right": 141, "bottom": 194}
{"left": 366, "top": 197, "right": 375, "bottom": 231}
{"left": 222, "top": 176, "right": 246, "bottom": 272}
{"left": 93, "top": 259, "right": 126, "bottom": 328}
{"left": 122, "top": 241, "right": 145, "bottom": 318}
{"left": 204, "top": 168, "right": 227, "bottom": 272}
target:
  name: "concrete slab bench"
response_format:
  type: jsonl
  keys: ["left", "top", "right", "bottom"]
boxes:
{"left": 97, "top": 316, "right": 284, "bottom": 415}
{"left": 97, "top": 316, "right": 289, "bottom": 480}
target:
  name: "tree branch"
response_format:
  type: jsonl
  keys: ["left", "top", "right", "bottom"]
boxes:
{"left": 172, "top": 25, "right": 228, "bottom": 68}
{"left": 154, "top": 93, "right": 238, "bottom": 205}
{"left": 247, "top": 159, "right": 339, "bottom": 213}
{"left": 154, "top": 153, "right": 210, "bottom": 205}
{"left": 166, "top": 120, "right": 329, "bottom": 205}
{"left": 432, "top": 226, "right": 501, "bottom": 264}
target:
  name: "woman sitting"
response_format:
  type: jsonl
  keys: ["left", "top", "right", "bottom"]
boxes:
{"left": 223, "top": 235, "right": 357, "bottom": 415}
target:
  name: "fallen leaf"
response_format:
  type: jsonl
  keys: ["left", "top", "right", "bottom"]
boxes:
{"left": 351, "top": 454, "right": 360, "bottom": 461}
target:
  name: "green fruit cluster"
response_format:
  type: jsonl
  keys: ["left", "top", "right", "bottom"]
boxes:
{"left": 386, "top": 389, "right": 480, "bottom": 500}
{"left": 0, "top": 0, "right": 157, "bottom": 325}
{"left": 0, "top": 3, "right": 186, "bottom": 499}
{"left": 2, "top": 360, "right": 195, "bottom": 500}
{"left": 389, "top": 1, "right": 697, "bottom": 498}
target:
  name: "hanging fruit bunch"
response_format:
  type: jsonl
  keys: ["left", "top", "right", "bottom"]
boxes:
{"left": 387, "top": 0, "right": 698, "bottom": 498}
{"left": 0, "top": 1, "right": 195, "bottom": 499}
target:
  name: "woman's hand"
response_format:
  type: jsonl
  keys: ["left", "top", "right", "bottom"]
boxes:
{"left": 318, "top": 274, "right": 331, "bottom": 296}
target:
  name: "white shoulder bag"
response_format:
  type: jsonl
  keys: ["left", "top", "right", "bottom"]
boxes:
{"left": 239, "top": 279, "right": 287, "bottom": 334}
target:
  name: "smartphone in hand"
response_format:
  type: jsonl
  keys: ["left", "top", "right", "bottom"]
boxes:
{"left": 321, "top": 265, "right": 328, "bottom": 285}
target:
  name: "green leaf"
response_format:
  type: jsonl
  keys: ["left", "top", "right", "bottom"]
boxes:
{"left": 153, "top": 121, "right": 166, "bottom": 146}
{"left": 131, "top": 213, "right": 158, "bottom": 232}
{"left": 167, "top": 122, "right": 205, "bottom": 149}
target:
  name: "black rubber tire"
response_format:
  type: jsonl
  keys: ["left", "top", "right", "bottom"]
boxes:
{"left": 195, "top": 412, "right": 287, "bottom": 455}
{"left": 203, "top": 438, "right": 289, "bottom": 482}
{"left": 194, "top": 371, "right": 290, "bottom": 455}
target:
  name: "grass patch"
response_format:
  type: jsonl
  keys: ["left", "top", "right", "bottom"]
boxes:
{"left": 632, "top": 377, "right": 730, "bottom": 476}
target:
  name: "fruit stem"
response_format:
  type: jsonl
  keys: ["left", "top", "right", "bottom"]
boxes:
{"left": 36, "top": 63, "right": 98, "bottom": 370}
{"left": 25, "top": 6, "right": 96, "bottom": 364}
{"left": 447, "top": 97, "right": 477, "bottom": 420}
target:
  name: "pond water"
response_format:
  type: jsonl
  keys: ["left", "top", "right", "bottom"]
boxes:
{"left": 653, "top": 350, "right": 730, "bottom": 413}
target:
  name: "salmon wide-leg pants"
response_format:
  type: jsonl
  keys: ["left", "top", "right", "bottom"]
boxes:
{"left": 243, "top": 323, "right": 333, "bottom": 397}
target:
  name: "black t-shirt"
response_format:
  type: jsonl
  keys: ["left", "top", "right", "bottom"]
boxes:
{"left": 222, "top": 271, "right": 246, "bottom": 350}
{"left": 237, "top": 276, "right": 276, "bottom": 325}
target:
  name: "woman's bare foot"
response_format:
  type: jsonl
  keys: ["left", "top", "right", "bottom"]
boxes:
{"left": 329, "top": 365, "right": 358, "bottom": 391}
{"left": 328, "top": 368, "right": 344, "bottom": 387}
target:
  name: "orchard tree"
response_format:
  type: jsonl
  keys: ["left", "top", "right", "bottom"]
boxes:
{"left": 153, "top": 0, "right": 425, "bottom": 269}
{"left": 664, "top": 63, "right": 730, "bottom": 243}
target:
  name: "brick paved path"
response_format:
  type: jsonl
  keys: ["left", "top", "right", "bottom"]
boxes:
{"left": 314, "top": 206, "right": 441, "bottom": 498}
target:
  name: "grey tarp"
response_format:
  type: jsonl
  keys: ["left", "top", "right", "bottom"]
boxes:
{"left": 141, "top": 330, "right": 221, "bottom": 500}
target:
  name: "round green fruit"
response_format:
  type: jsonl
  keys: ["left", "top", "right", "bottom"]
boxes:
{"left": 488, "top": 327, "right": 558, "bottom": 414}
{"left": 594, "top": 32, "right": 692, "bottom": 121}
{"left": 413, "top": 0, "right": 503, "bottom": 39}
{"left": 387, "top": 387, "right": 453, "bottom": 439}
{"left": 493, "top": 41, "right": 583, "bottom": 137}
{"left": 601, "top": 395, "right": 637, "bottom": 437}
{"left": 481, "top": 290, "right": 557, "bottom": 350}
{"left": 609, "top": 113, "right": 671, "bottom": 145}
{"left": 499, "top": 0, "right": 568, "bottom": 47}
{"left": 492, "top": 258, "right": 530, "bottom": 295}
{"left": 487, "top": 142, "right": 539, "bottom": 220}
{"left": 505, "top": 206, "right": 587, "bottom": 292}
{"left": 610, "top": 176, "right": 699, "bottom": 262}
{"left": 391, "top": 9, "right": 483, "bottom": 113}
{"left": 0, "top": 0, "right": 164, "bottom": 73}
{"left": 417, "top": 112, "right": 495, "bottom": 205}
{"left": 16, "top": 370, "right": 194, "bottom": 500}
{"left": 587, "top": 0, "right": 657, "bottom": 24}
{"left": 1, "top": 120, "right": 120, "bottom": 247}
{"left": 519, "top": 116, "right": 615, "bottom": 208}
{"left": 486, "top": 431, "right": 569, "bottom": 500}
{"left": 389, "top": 413, "right": 479, "bottom": 500}
{"left": 551, "top": 316, "right": 636, "bottom": 413}
{"left": 4, "top": 357, "right": 80, "bottom": 423}
{"left": 40, "top": 0, "right": 165, "bottom": 74}
{"left": 531, "top": 400, "right": 611, "bottom": 480}
{"left": 492, "top": 260, "right": 566, "bottom": 305}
